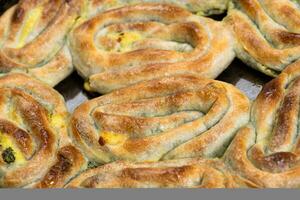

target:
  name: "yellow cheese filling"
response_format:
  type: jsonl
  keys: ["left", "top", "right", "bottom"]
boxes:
{"left": 16, "top": 6, "right": 43, "bottom": 48}
{"left": 0, "top": 131, "right": 26, "bottom": 165}
{"left": 84, "top": 81, "right": 93, "bottom": 92}
{"left": 120, "top": 31, "right": 143, "bottom": 51}
{"left": 106, "top": 31, "right": 143, "bottom": 52}
{"left": 100, "top": 131, "right": 128, "bottom": 145}
{"left": 50, "top": 114, "right": 65, "bottom": 130}
{"left": 9, "top": 106, "right": 23, "bottom": 126}
{"left": 196, "top": 11, "right": 205, "bottom": 16}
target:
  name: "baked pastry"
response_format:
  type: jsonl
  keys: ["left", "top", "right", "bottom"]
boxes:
{"left": 0, "top": 0, "right": 84, "bottom": 86}
{"left": 224, "top": 60, "right": 300, "bottom": 188}
{"left": 30, "top": 145, "right": 86, "bottom": 188}
{"left": 70, "top": 75, "right": 250, "bottom": 164}
{"left": 0, "top": 73, "right": 86, "bottom": 188}
{"left": 85, "top": 0, "right": 229, "bottom": 17}
{"left": 225, "top": 0, "right": 300, "bottom": 77}
{"left": 66, "top": 158, "right": 257, "bottom": 188}
{"left": 69, "top": 3, "right": 235, "bottom": 94}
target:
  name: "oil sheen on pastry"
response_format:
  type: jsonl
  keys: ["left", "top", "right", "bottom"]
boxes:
{"left": 70, "top": 75, "right": 250, "bottom": 164}
{"left": 224, "top": 60, "right": 300, "bottom": 188}
{"left": 0, "top": 73, "right": 86, "bottom": 188}
{"left": 225, "top": 0, "right": 300, "bottom": 77}
{"left": 70, "top": 3, "right": 235, "bottom": 94}
{"left": 0, "top": 0, "right": 84, "bottom": 86}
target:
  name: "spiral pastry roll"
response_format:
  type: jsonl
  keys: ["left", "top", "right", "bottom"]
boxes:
{"left": 225, "top": 0, "right": 300, "bottom": 77}
{"left": 85, "top": 0, "right": 229, "bottom": 17}
{"left": 70, "top": 3, "right": 235, "bottom": 94}
{"left": 66, "top": 158, "right": 257, "bottom": 188}
{"left": 0, "top": 73, "right": 86, "bottom": 188}
{"left": 224, "top": 60, "right": 300, "bottom": 188}
{"left": 70, "top": 75, "right": 250, "bottom": 164}
{"left": 0, "top": 0, "right": 84, "bottom": 86}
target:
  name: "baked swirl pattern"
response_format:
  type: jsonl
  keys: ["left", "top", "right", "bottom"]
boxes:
{"left": 224, "top": 60, "right": 300, "bottom": 188}
{"left": 0, "top": 73, "right": 86, "bottom": 188}
{"left": 225, "top": 0, "right": 300, "bottom": 77}
{"left": 0, "top": 0, "right": 84, "bottom": 86}
{"left": 85, "top": 0, "right": 229, "bottom": 17}
{"left": 70, "top": 75, "right": 250, "bottom": 164}
{"left": 66, "top": 158, "right": 257, "bottom": 188}
{"left": 70, "top": 3, "right": 235, "bottom": 94}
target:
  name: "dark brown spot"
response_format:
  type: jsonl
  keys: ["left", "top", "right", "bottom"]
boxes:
{"left": 260, "top": 78, "right": 282, "bottom": 101}
{"left": 270, "top": 93, "right": 297, "bottom": 150}
{"left": 121, "top": 165, "right": 194, "bottom": 184}
{"left": 12, "top": 7, "right": 25, "bottom": 23}
{"left": 98, "top": 137, "right": 105, "bottom": 146}
{"left": 276, "top": 31, "right": 300, "bottom": 46}
{"left": 253, "top": 150, "right": 298, "bottom": 173}
{"left": 39, "top": 150, "right": 72, "bottom": 188}
{"left": 265, "top": 152, "right": 297, "bottom": 171}
{"left": 82, "top": 176, "right": 100, "bottom": 188}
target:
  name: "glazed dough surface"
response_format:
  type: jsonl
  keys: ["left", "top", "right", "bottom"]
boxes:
{"left": 0, "top": 73, "right": 85, "bottom": 188}
{"left": 70, "top": 75, "right": 250, "bottom": 163}
{"left": 224, "top": 60, "right": 300, "bottom": 188}
{"left": 0, "top": 0, "right": 84, "bottom": 86}
{"left": 225, "top": 0, "right": 300, "bottom": 76}
{"left": 70, "top": 3, "right": 235, "bottom": 94}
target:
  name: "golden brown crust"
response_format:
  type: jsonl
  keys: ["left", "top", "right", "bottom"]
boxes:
{"left": 33, "top": 145, "right": 86, "bottom": 189}
{"left": 66, "top": 158, "right": 257, "bottom": 188}
{"left": 224, "top": 60, "right": 300, "bottom": 188}
{"left": 0, "top": 0, "right": 85, "bottom": 86}
{"left": 87, "top": 0, "right": 229, "bottom": 17}
{"left": 0, "top": 73, "right": 86, "bottom": 188}
{"left": 224, "top": 0, "right": 300, "bottom": 77}
{"left": 70, "top": 3, "right": 235, "bottom": 94}
{"left": 70, "top": 75, "right": 250, "bottom": 164}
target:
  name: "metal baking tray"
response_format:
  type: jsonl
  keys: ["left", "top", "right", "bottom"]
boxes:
{"left": 1, "top": 1, "right": 272, "bottom": 113}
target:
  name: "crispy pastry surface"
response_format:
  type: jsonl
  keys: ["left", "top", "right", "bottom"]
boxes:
{"left": 0, "top": 0, "right": 84, "bottom": 86}
{"left": 225, "top": 0, "right": 300, "bottom": 77}
{"left": 70, "top": 75, "right": 250, "bottom": 164}
{"left": 8, "top": 0, "right": 300, "bottom": 189}
{"left": 0, "top": 73, "right": 86, "bottom": 188}
{"left": 224, "top": 60, "right": 300, "bottom": 188}
{"left": 66, "top": 158, "right": 257, "bottom": 188}
{"left": 86, "top": 0, "right": 229, "bottom": 17}
{"left": 70, "top": 3, "right": 235, "bottom": 94}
